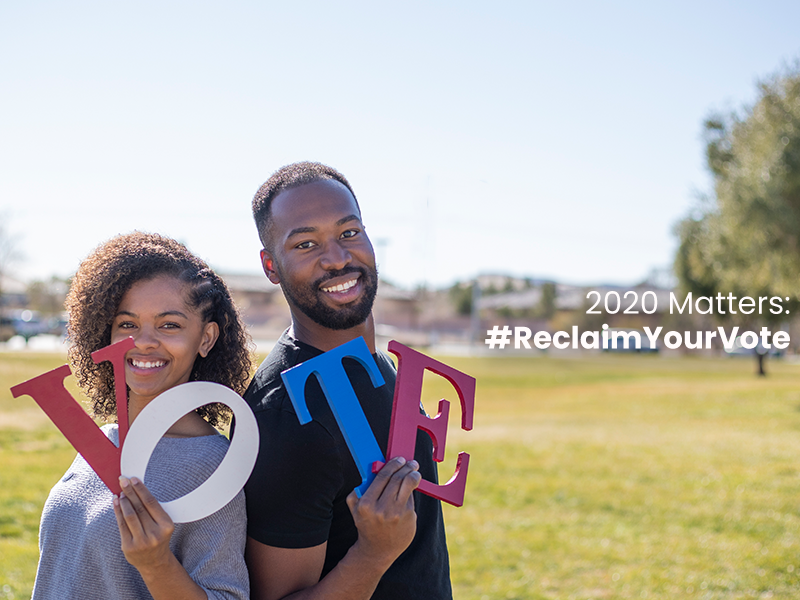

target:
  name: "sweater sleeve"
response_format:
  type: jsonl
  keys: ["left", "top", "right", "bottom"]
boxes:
{"left": 169, "top": 489, "right": 249, "bottom": 600}
{"left": 151, "top": 433, "right": 250, "bottom": 600}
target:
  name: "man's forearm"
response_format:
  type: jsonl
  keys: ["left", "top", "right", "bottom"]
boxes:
{"left": 279, "top": 541, "right": 391, "bottom": 600}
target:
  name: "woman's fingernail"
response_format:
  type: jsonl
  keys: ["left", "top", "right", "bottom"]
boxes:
{"left": 119, "top": 476, "right": 130, "bottom": 488}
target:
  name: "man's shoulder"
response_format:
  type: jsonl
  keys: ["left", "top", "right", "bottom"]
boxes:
{"left": 244, "top": 331, "right": 321, "bottom": 413}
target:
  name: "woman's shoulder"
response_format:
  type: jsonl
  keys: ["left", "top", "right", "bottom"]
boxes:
{"left": 100, "top": 423, "right": 119, "bottom": 447}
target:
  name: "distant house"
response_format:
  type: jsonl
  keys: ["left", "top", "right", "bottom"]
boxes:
{"left": 373, "top": 280, "right": 419, "bottom": 331}
{"left": 0, "top": 274, "right": 27, "bottom": 309}
{"left": 219, "top": 273, "right": 289, "bottom": 338}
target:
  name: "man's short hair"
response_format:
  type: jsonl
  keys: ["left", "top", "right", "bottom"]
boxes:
{"left": 252, "top": 162, "right": 359, "bottom": 251}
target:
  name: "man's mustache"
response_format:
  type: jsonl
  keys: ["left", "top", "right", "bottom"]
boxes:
{"left": 313, "top": 267, "right": 369, "bottom": 289}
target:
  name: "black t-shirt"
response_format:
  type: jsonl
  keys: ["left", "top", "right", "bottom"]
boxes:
{"left": 243, "top": 331, "right": 453, "bottom": 599}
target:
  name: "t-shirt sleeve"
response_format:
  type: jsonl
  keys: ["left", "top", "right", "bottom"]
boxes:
{"left": 245, "top": 406, "right": 343, "bottom": 548}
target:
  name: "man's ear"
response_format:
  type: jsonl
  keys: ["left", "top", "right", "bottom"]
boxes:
{"left": 260, "top": 249, "right": 281, "bottom": 285}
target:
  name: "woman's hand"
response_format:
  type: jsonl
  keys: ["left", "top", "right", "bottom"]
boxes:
{"left": 113, "top": 476, "right": 176, "bottom": 575}
{"left": 112, "top": 477, "right": 209, "bottom": 600}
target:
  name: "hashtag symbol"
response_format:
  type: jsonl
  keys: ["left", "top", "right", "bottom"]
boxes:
{"left": 485, "top": 325, "right": 512, "bottom": 349}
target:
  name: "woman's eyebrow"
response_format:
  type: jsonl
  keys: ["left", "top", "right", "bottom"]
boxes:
{"left": 157, "top": 311, "right": 189, "bottom": 319}
{"left": 114, "top": 310, "right": 188, "bottom": 318}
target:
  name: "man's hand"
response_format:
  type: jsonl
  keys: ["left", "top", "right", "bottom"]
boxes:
{"left": 247, "top": 457, "right": 422, "bottom": 600}
{"left": 346, "top": 456, "right": 421, "bottom": 572}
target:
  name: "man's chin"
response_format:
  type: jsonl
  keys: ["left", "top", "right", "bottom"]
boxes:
{"left": 307, "top": 306, "right": 371, "bottom": 330}
{"left": 284, "top": 273, "right": 378, "bottom": 331}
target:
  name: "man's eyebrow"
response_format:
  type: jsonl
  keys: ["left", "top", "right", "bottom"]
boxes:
{"left": 286, "top": 226, "right": 317, "bottom": 239}
{"left": 286, "top": 215, "right": 362, "bottom": 239}
{"left": 336, "top": 214, "right": 361, "bottom": 227}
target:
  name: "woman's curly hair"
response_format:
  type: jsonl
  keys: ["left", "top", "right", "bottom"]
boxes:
{"left": 65, "top": 232, "right": 254, "bottom": 427}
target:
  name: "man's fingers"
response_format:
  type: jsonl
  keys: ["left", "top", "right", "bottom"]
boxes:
{"left": 376, "top": 460, "right": 420, "bottom": 504}
{"left": 360, "top": 456, "right": 408, "bottom": 501}
{"left": 346, "top": 489, "right": 359, "bottom": 515}
{"left": 397, "top": 470, "right": 421, "bottom": 507}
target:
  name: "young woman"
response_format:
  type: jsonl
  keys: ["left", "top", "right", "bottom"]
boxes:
{"left": 32, "top": 232, "right": 253, "bottom": 600}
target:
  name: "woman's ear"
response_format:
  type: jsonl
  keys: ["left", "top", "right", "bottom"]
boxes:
{"left": 198, "top": 321, "right": 220, "bottom": 358}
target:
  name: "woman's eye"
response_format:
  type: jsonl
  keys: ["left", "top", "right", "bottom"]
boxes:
{"left": 162, "top": 322, "right": 181, "bottom": 329}
{"left": 341, "top": 229, "right": 359, "bottom": 239}
{"left": 117, "top": 321, "right": 135, "bottom": 329}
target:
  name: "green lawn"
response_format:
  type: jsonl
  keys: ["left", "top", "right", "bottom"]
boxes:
{"left": 3, "top": 351, "right": 800, "bottom": 599}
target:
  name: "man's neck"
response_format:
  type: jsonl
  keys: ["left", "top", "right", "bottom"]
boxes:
{"left": 289, "top": 311, "right": 377, "bottom": 354}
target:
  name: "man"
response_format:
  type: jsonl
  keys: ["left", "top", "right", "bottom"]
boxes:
{"left": 243, "top": 162, "right": 452, "bottom": 600}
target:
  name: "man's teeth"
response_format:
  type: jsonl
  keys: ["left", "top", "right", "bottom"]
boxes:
{"left": 131, "top": 359, "right": 165, "bottom": 369}
{"left": 322, "top": 279, "right": 358, "bottom": 293}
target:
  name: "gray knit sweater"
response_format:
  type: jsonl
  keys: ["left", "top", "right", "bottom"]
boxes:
{"left": 32, "top": 425, "right": 249, "bottom": 600}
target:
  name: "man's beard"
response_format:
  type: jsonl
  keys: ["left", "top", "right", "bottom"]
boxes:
{"left": 280, "top": 265, "right": 378, "bottom": 331}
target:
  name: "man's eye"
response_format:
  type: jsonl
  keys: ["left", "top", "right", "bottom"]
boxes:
{"left": 296, "top": 241, "right": 316, "bottom": 249}
{"left": 341, "top": 229, "right": 359, "bottom": 239}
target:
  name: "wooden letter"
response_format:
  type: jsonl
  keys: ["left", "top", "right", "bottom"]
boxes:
{"left": 281, "top": 337, "right": 385, "bottom": 497}
{"left": 10, "top": 337, "right": 135, "bottom": 495}
{"left": 382, "top": 341, "right": 475, "bottom": 507}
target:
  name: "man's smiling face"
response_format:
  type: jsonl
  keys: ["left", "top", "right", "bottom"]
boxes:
{"left": 262, "top": 179, "right": 378, "bottom": 331}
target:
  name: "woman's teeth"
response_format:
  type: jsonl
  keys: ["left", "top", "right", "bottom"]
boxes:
{"left": 131, "top": 359, "right": 165, "bottom": 369}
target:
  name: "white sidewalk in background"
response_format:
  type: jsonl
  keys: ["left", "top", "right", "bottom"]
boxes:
{"left": 0, "top": 334, "right": 68, "bottom": 353}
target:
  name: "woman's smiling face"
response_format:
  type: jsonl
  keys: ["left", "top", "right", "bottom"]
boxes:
{"left": 111, "top": 275, "right": 219, "bottom": 409}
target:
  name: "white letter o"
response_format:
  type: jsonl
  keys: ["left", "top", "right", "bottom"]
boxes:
{"left": 120, "top": 381, "right": 259, "bottom": 523}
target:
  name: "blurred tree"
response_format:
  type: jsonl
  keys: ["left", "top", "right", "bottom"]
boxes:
{"left": 27, "top": 277, "right": 69, "bottom": 316}
{"left": 675, "top": 61, "right": 800, "bottom": 326}
{"left": 449, "top": 281, "right": 473, "bottom": 316}
{"left": 536, "top": 282, "right": 557, "bottom": 320}
{"left": 0, "top": 215, "right": 23, "bottom": 297}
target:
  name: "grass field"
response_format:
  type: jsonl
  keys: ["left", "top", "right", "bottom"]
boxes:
{"left": 3, "top": 350, "right": 800, "bottom": 599}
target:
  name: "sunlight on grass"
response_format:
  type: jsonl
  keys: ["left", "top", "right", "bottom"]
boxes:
{"left": 2, "top": 351, "right": 800, "bottom": 598}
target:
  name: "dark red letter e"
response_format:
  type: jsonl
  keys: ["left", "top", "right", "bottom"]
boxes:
{"left": 385, "top": 341, "right": 475, "bottom": 507}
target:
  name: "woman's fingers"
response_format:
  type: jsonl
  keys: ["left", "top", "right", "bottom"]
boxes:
{"left": 116, "top": 479, "right": 148, "bottom": 538}
{"left": 114, "top": 477, "right": 176, "bottom": 568}
{"left": 112, "top": 495, "right": 133, "bottom": 541}
{"left": 117, "top": 477, "right": 174, "bottom": 540}
{"left": 125, "top": 477, "right": 172, "bottom": 527}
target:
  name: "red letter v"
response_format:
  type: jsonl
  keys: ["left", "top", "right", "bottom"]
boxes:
{"left": 10, "top": 338, "right": 134, "bottom": 496}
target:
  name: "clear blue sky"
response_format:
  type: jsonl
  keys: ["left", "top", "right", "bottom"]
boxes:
{"left": 2, "top": 1, "right": 799, "bottom": 289}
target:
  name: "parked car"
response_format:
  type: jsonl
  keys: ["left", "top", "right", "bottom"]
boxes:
{"left": 8, "top": 309, "right": 49, "bottom": 340}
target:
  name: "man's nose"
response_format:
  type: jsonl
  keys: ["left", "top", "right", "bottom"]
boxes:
{"left": 319, "top": 241, "right": 352, "bottom": 271}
